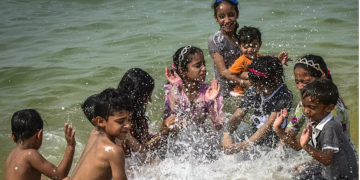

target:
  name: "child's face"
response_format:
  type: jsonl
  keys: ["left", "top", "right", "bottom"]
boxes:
{"left": 240, "top": 40, "right": 262, "bottom": 60}
{"left": 215, "top": 2, "right": 238, "bottom": 35}
{"left": 301, "top": 96, "right": 333, "bottom": 122}
{"left": 106, "top": 110, "right": 131, "bottom": 141}
{"left": 182, "top": 53, "right": 206, "bottom": 83}
{"left": 294, "top": 67, "right": 317, "bottom": 91}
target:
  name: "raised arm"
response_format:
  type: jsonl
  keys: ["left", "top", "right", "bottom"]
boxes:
{"left": 28, "top": 123, "right": 75, "bottom": 179}
{"left": 221, "top": 108, "right": 246, "bottom": 148}
{"left": 273, "top": 109, "right": 302, "bottom": 151}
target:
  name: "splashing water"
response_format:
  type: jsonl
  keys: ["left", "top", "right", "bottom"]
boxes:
{"left": 126, "top": 122, "right": 312, "bottom": 180}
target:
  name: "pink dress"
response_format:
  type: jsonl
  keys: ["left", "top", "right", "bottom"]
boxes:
{"left": 163, "top": 80, "right": 224, "bottom": 130}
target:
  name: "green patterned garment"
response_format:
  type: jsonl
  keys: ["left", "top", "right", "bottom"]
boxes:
{"left": 286, "top": 99, "right": 358, "bottom": 160}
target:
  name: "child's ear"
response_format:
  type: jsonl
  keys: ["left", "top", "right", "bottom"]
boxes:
{"left": 10, "top": 132, "right": 16, "bottom": 143}
{"left": 37, "top": 129, "right": 43, "bottom": 140}
{"left": 214, "top": 17, "right": 218, "bottom": 22}
{"left": 91, "top": 118, "right": 97, "bottom": 126}
{"left": 94, "top": 116, "right": 107, "bottom": 128}
{"left": 325, "top": 104, "right": 335, "bottom": 114}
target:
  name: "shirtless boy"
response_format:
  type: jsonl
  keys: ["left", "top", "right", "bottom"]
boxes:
{"left": 70, "top": 88, "right": 131, "bottom": 180}
{"left": 4, "top": 109, "right": 76, "bottom": 180}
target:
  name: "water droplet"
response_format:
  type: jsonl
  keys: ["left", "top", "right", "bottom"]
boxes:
{"left": 62, "top": 107, "right": 65, "bottom": 110}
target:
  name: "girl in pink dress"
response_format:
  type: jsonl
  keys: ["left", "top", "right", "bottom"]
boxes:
{"left": 164, "top": 45, "right": 224, "bottom": 131}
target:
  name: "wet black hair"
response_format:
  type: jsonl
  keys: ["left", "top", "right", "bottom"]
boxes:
{"left": 94, "top": 88, "right": 131, "bottom": 122}
{"left": 238, "top": 26, "right": 262, "bottom": 44}
{"left": 212, "top": 0, "right": 239, "bottom": 36}
{"left": 11, "top": 109, "right": 43, "bottom": 143}
{"left": 172, "top": 45, "right": 204, "bottom": 79}
{"left": 301, "top": 79, "right": 339, "bottom": 106}
{"left": 248, "top": 56, "right": 284, "bottom": 88}
{"left": 81, "top": 94, "right": 99, "bottom": 126}
{"left": 117, "top": 68, "right": 154, "bottom": 141}
{"left": 294, "top": 54, "right": 332, "bottom": 81}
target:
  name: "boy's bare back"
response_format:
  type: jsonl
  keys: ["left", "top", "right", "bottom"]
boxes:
{"left": 5, "top": 147, "right": 44, "bottom": 180}
{"left": 70, "top": 130, "right": 127, "bottom": 180}
{"left": 4, "top": 122, "right": 76, "bottom": 180}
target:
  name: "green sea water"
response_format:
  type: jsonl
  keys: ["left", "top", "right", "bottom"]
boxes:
{"left": 0, "top": 0, "right": 358, "bottom": 178}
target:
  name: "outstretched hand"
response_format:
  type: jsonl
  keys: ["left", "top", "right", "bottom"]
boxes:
{"left": 165, "top": 67, "right": 182, "bottom": 85}
{"left": 64, "top": 123, "right": 76, "bottom": 147}
{"left": 300, "top": 124, "right": 312, "bottom": 147}
{"left": 205, "top": 79, "right": 220, "bottom": 101}
{"left": 273, "top": 109, "right": 287, "bottom": 129}
{"left": 162, "top": 115, "right": 187, "bottom": 134}
{"left": 224, "top": 142, "right": 247, "bottom": 154}
{"left": 277, "top": 51, "right": 293, "bottom": 66}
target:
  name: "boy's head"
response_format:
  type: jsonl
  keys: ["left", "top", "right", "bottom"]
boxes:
{"left": 301, "top": 79, "right": 338, "bottom": 122}
{"left": 93, "top": 88, "right": 132, "bottom": 140}
{"left": 237, "top": 26, "right": 262, "bottom": 60}
{"left": 81, "top": 94, "right": 99, "bottom": 126}
{"left": 11, "top": 109, "right": 43, "bottom": 145}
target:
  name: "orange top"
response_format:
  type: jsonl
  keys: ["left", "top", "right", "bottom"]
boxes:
{"left": 229, "top": 54, "right": 262, "bottom": 94}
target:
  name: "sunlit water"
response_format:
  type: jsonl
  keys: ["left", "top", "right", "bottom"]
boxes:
{"left": 0, "top": 0, "right": 358, "bottom": 179}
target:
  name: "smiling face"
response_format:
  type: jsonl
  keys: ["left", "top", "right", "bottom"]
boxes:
{"left": 105, "top": 110, "right": 131, "bottom": 141}
{"left": 240, "top": 40, "right": 262, "bottom": 60}
{"left": 294, "top": 67, "right": 317, "bottom": 91}
{"left": 301, "top": 96, "right": 333, "bottom": 123}
{"left": 181, "top": 52, "right": 206, "bottom": 83}
{"left": 215, "top": 1, "right": 238, "bottom": 35}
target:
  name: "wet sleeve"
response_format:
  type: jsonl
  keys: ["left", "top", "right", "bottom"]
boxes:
{"left": 286, "top": 102, "right": 306, "bottom": 134}
{"left": 320, "top": 125, "right": 340, "bottom": 153}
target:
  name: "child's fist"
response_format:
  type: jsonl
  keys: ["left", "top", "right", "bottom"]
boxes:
{"left": 64, "top": 123, "right": 76, "bottom": 147}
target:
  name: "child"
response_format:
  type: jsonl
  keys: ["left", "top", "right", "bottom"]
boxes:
{"left": 221, "top": 56, "right": 293, "bottom": 153}
{"left": 208, "top": 0, "right": 243, "bottom": 97}
{"left": 81, "top": 93, "right": 99, "bottom": 126}
{"left": 273, "top": 54, "right": 358, "bottom": 159}
{"left": 4, "top": 109, "right": 76, "bottom": 180}
{"left": 164, "top": 45, "right": 224, "bottom": 131}
{"left": 116, "top": 68, "right": 180, "bottom": 160}
{"left": 275, "top": 79, "right": 358, "bottom": 179}
{"left": 70, "top": 88, "right": 130, "bottom": 180}
{"left": 229, "top": 26, "right": 290, "bottom": 96}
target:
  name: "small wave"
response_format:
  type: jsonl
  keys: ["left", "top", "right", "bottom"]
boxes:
{"left": 322, "top": 18, "right": 345, "bottom": 24}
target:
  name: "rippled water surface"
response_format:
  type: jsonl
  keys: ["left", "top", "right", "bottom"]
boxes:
{"left": 0, "top": 0, "right": 358, "bottom": 179}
